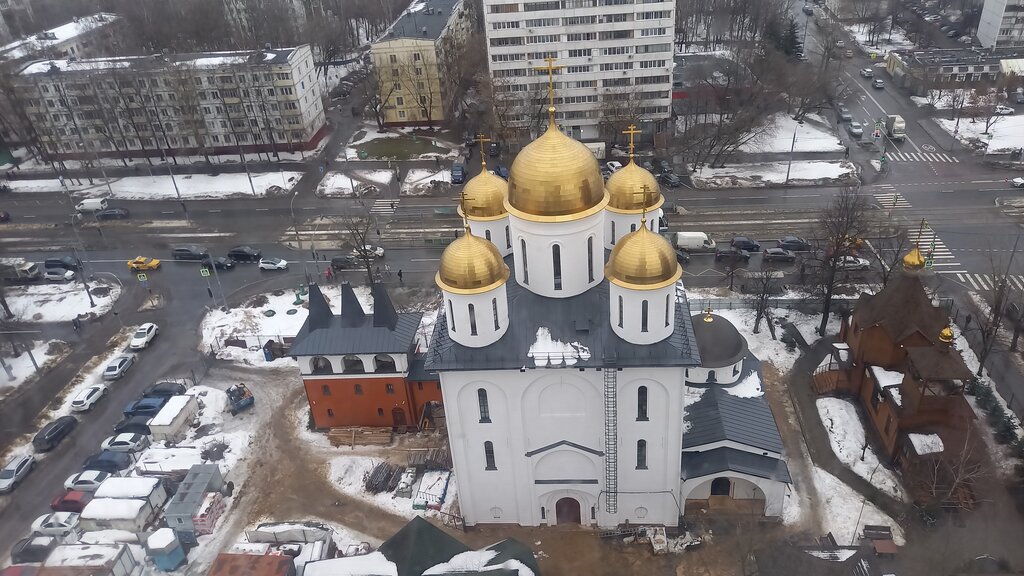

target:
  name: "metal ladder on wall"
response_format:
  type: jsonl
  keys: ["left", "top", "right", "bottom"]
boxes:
{"left": 603, "top": 368, "right": 618, "bottom": 515}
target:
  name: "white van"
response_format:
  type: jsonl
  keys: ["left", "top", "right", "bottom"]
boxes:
{"left": 75, "top": 198, "right": 108, "bottom": 213}
{"left": 673, "top": 232, "right": 717, "bottom": 252}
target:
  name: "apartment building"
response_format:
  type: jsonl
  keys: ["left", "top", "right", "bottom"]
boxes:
{"left": 482, "top": 0, "right": 675, "bottom": 142}
{"left": 223, "top": 0, "right": 308, "bottom": 45}
{"left": 0, "top": 13, "right": 120, "bottom": 66}
{"left": 370, "top": 0, "right": 471, "bottom": 126}
{"left": 978, "top": 0, "right": 1024, "bottom": 48}
{"left": 12, "top": 45, "right": 326, "bottom": 160}
{"left": 0, "top": 0, "right": 33, "bottom": 43}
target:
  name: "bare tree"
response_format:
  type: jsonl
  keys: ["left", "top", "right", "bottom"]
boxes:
{"left": 436, "top": 30, "right": 485, "bottom": 124}
{"left": 867, "top": 216, "right": 911, "bottom": 287}
{"left": 339, "top": 213, "right": 379, "bottom": 284}
{"left": 0, "top": 279, "right": 13, "bottom": 319}
{"left": 811, "top": 185, "right": 871, "bottom": 335}
{"left": 169, "top": 63, "right": 212, "bottom": 163}
{"left": 745, "top": 267, "right": 781, "bottom": 337}
{"left": 969, "top": 238, "right": 1021, "bottom": 376}
{"left": 397, "top": 57, "right": 440, "bottom": 127}
{"left": 909, "top": 427, "right": 986, "bottom": 511}
{"left": 597, "top": 85, "right": 648, "bottom": 145}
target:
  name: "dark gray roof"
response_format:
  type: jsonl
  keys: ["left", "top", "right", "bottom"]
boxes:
{"left": 482, "top": 539, "right": 541, "bottom": 576}
{"left": 383, "top": 0, "right": 463, "bottom": 42}
{"left": 690, "top": 313, "right": 748, "bottom": 367}
{"left": 407, "top": 353, "right": 439, "bottom": 381}
{"left": 681, "top": 447, "right": 791, "bottom": 483}
{"left": 681, "top": 364, "right": 784, "bottom": 454}
{"left": 289, "top": 283, "right": 421, "bottom": 357}
{"left": 426, "top": 262, "right": 700, "bottom": 371}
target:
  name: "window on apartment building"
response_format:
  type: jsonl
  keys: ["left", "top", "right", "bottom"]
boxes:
{"left": 276, "top": 73, "right": 291, "bottom": 81}
{"left": 564, "top": 0, "right": 597, "bottom": 7}
{"left": 600, "top": 62, "right": 633, "bottom": 71}
{"left": 564, "top": 16, "right": 597, "bottom": 25}
{"left": 599, "top": 30, "right": 632, "bottom": 40}
{"left": 639, "top": 59, "right": 666, "bottom": 68}
{"left": 492, "top": 53, "right": 525, "bottom": 62}
{"left": 527, "top": 50, "right": 558, "bottom": 60}
{"left": 566, "top": 65, "right": 592, "bottom": 73}
{"left": 636, "top": 43, "right": 671, "bottom": 53}
{"left": 601, "top": 46, "right": 632, "bottom": 56}
{"left": 413, "top": 52, "right": 422, "bottom": 61}
{"left": 526, "top": 34, "right": 560, "bottom": 43}
{"left": 377, "top": 408, "right": 384, "bottom": 416}
{"left": 601, "top": 13, "right": 629, "bottom": 23}
{"left": 602, "top": 78, "right": 632, "bottom": 87}
{"left": 396, "top": 96, "right": 404, "bottom": 106}
{"left": 321, "top": 384, "right": 331, "bottom": 396}
{"left": 392, "top": 68, "right": 399, "bottom": 78}
{"left": 393, "top": 82, "right": 401, "bottom": 90}
{"left": 640, "top": 27, "right": 667, "bottom": 36}
{"left": 415, "top": 68, "right": 422, "bottom": 75}
{"left": 567, "top": 32, "right": 597, "bottom": 41}
{"left": 568, "top": 49, "right": 592, "bottom": 57}
{"left": 489, "top": 3, "right": 519, "bottom": 12}
{"left": 490, "top": 36, "right": 524, "bottom": 46}
{"left": 523, "top": 0, "right": 560, "bottom": 9}
{"left": 492, "top": 21, "right": 521, "bottom": 29}
{"left": 525, "top": 17, "right": 559, "bottom": 26}
{"left": 327, "top": 409, "right": 335, "bottom": 417}
{"left": 417, "top": 82, "right": 425, "bottom": 90}
{"left": 399, "top": 110, "right": 406, "bottom": 118}
{"left": 638, "top": 10, "right": 670, "bottom": 18}
{"left": 386, "top": 383, "right": 395, "bottom": 395}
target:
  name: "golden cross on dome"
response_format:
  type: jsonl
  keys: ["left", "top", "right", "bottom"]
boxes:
{"left": 533, "top": 56, "right": 561, "bottom": 123}
{"left": 640, "top": 187, "right": 649, "bottom": 225}
{"left": 623, "top": 124, "right": 641, "bottom": 159}
{"left": 475, "top": 133, "right": 491, "bottom": 170}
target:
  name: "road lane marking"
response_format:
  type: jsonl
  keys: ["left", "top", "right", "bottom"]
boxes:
{"left": 410, "top": 258, "right": 440, "bottom": 262}
{"left": 208, "top": 209, "right": 221, "bottom": 213}
{"left": 161, "top": 210, "right": 175, "bottom": 214}
{"left": 255, "top": 208, "right": 270, "bottom": 211}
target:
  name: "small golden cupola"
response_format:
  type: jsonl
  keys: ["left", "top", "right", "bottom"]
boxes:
{"left": 903, "top": 246, "right": 926, "bottom": 271}
{"left": 939, "top": 325, "right": 955, "bottom": 344}
{"left": 605, "top": 220, "right": 682, "bottom": 290}
{"left": 435, "top": 230, "right": 510, "bottom": 295}
{"left": 605, "top": 160, "right": 663, "bottom": 213}
{"left": 458, "top": 170, "right": 508, "bottom": 221}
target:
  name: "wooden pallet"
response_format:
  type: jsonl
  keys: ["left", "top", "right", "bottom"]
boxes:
{"left": 328, "top": 426, "right": 393, "bottom": 448}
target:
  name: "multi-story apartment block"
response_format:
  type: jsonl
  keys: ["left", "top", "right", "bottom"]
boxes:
{"left": 371, "top": 0, "right": 471, "bottom": 126}
{"left": 0, "top": 0, "right": 34, "bottom": 44}
{"left": 223, "top": 0, "right": 309, "bottom": 45}
{"left": 0, "top": 13, "right": 121, "bottom": 66}
{"left": 482, "top": 0, "right": 675, "bottom": 142}
{"left": 978, "top": 0, "right": 1024, "bottom": 48}
{"left": 12, "top": 45, "right": 325, "bottom": 160}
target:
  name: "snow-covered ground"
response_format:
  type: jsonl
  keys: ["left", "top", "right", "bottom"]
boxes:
{"left": 401, "top": 169, "right": 451, "bottom": 196}
{"left": 351, "top": 170, "right": 396, "bottom": 186}
{"left": 4, "top": 278, "right": 121, "bottom": 322}
{"left": 8, "top": 147, "right": 321, "bottom": 172}
{"left": 316, "top": 170, "right": 396, "bottom": 197}
{"left": 328, "top": 455, "right": 458, "bottom": 520}
{"left": 739, "top": 113, "right": 843, "bottom": 153}
{"left": 10, "top": 172, "right": 302, "bottom": 199}
{"left": 816, "top": 397, "right": 907, "bottom": 501}
{"left": 936, "top": 115, "right": 1024, "bottom": 154}
{"left": 0, "top": 340, "right": 68, "bottom": 398}
{"left": 691, "top": 160, "right": 857, "bottom": 188}
{"left": 709, "top": 307, "right": 844, "bottom": 374}
{"left": 317, "top": 172, "right": 357, "bottom": 197}
{"left": 845, "top": 23, "right": 916, "bottom": 57}
{"left": 910, "top": 88, "right": 993, "bottom": 109}
{"left": 812, "top": 466, "right": 905, "bottom": 545}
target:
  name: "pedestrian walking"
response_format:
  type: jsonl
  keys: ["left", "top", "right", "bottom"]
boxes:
{"left": 376, "top": 266, "right": 381, "bottom": 278}
{"left": 397, "top": 269, "right": 403, "bottom": 283}
{"left": 384, "top": 263, "right": 391, "bottom": 278}
{"left": 844, "top": 146, "right": 850, "bottom": 159}
{"left": 434, "top": 156, "right": 440, "bottom": 168}
{"left": 72, "top": 316, "right": 81, "bottom": 332}
{"left": 376, "top": 228, "right": 381, "bottom": 238}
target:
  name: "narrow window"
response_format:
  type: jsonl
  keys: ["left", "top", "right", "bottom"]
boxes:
{"left": 492, "top": 298, "right": 500, "bottom": 330}
{"left": 641, "top": 300, "right": 649, "bottom": 332}
{"left": 354, "top": 384, "right": 363, "bottom": 395}
{"left": 478, "top": 388, "right": 491, "bottom": 422}
{"left": 552, "top": 244, "right": 562, "bottom": 290}
{"left": 630, "top": 223, "right": 637, "bottom": 232}
{"left": 611, "top": 220, "right": 616, "bottom": 244}
{"left": 521, "top": 238, "right": 529, "bottom": 284}
{"left": 386, "top": 383, "right": 395, "bottom": 394}
{"left": 484, "top": 441, "right": 497, "bottom": 470}
{"left": 587, "top": 237, "right": 594, "bottom": 282}
{"left": 485, "top": 229, "right": 492, "bottom": 242}
{"left": 636, "top": 440, "right": 647, "bottom": 469}
{"left": 637, "top": 386, "right": 648, "bottom": 421}
{"left": 417, "top": 382, "right": 424, "bottom": 390}
{"left": 377, "top": 408, "right": 384, "bottom": 416}
{"left": 321, "top": 384, "right": 331, "bottom": 396}
{"left": 618, "top": 295, "right": 624, "bottom": 328}
{"left": 448, "top": 299, "right": 456, "bottom": 332}
{"left": 540, "top": 507, "right": 546, "bottom": 519}
{"left": 665, "top": 293, "right": 671, "bottom": 327}
{"left": 327, "top": 408, "right": 334, "bottom": 417}
{"left": 505, "top": 225, "right": 511, "bottom": 249}
{"left": 469, "top": 303, "right": 478, "bottom": 336}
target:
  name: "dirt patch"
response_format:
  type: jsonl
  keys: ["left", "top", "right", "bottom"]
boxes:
{"left": 202, "top": 440, "right": 230, "bottom": 461}
{"left": 194, "top": 423, "right": 220, "bottom": 439}
{"left": 89, "top": 286, "right": 112, "bottom": 298}
{"left": 45, "top": 341, "right": 69, "bottom": 356}
{"left": 245, "top": 294, "right": 270, "bottom": 308}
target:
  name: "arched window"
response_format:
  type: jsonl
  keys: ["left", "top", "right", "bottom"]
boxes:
{"left": 448, "top": 299, "right": 456, "bottom": 332}
{"left": 354, "top": 383, "right": 363, "bottom": 395}
{"left": 484, "top": 441, "right": 496, "bottom": 470}
{"left": 618, "top": 295, "right": 624, "bottom": 328}
{"left": 636, "top": 440, "right": 647, "bottom": 469}
{"left": 611, "top": 220, "right": 616, "bottom": 244}
{"left": 637, "top": 386, "right": 648, "bottom": 421}
{"left": 310, "top": 356, "right": 333, "bottom": 375}
{"left": 478, "top": 388, "right": 491, "bottom": 422}
{"left": 552, "top": 244, "right": 562, "bottom": 290}
{"left": 520, "top": 238, "right": 529, "bottom": 284}
{"left": 342, "top": 355, "right": 364, "bottom": 373}
{"left": 485, "top": 229, "right": 492, "bottom": 242}
{"left": 468, "top": 303, "right": 478, "bottom": 336}
{"left": 665, "top": 293, "right": 671, "bottom": 327}
{"left": 373, "top": 354, "right": 396, "bottom": 373}
{"left": 492, "top": 298, "right": 500, "bottom": 330}
{"left": 587, "top": 236, "right": 594, "bottom": 282}
{"left": 641, "top": 300, "right": 649, "bottom": 332}
{"left": 505, "top": 225, "right": 511, "bottom": 249}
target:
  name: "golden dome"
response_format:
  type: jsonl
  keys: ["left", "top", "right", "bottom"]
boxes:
{"left": 605, "top": 223, "right": 682, "bottom": 290}
{"left": 458, "top": 170, "right": 508, "bottom": 221}
{"left": 436, "top": 230, "right": 510, "bottom": 295}
{"left": 903, "top": 246, "right": 926, "bottom": 270}
{"left": 505, "top": 120, "right": 608, "bottom": 222}
{"left": 939, "top": 325, "right": 954, "bottom": 344}
{"left": 605, "top": 160, "right": 664, "bottom": 213}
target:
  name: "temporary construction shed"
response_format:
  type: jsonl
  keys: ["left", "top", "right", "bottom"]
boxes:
{"left": 94, "top": 477, "right": 168, "bottom": 510}
{"left": 38, "top": 544, "right": 140, "bottom": 576}
{"left": 164, "top": 465, "right": 226, "bottom": 545}
{"left": 146, "top": 528, "right": 185, "bottom": 571}
{"left": 148, "top": 395, "right": 198, "bottom": 443}
{"left": 79, "top": 498, "right": 153, "bottom": 533}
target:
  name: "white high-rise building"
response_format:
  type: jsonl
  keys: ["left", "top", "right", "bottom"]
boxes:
{"left": 481, "top": 0, "right": 674, "bottom": 142}
{"left": 978, "top": 0, "right": 1024, "bottom": 48}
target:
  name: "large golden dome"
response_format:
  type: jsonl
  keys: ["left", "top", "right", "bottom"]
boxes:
{"left": 606, "top": 160, "right": 664, "bottom": 213}
{"left": 458, "top": 170, "right": 508, "bottom": 221}
{"left": 505, "top": 120, "right": 608, "bottom": 222}
{"left": 605, "top": 224, "right": 681, "bottom": 290}
{"left": 436, "top": 230, "right": 510, "bottom": 294}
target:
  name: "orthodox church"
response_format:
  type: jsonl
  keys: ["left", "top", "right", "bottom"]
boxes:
{"left": 425, "top": 101, "right": 791, "bottom": 527}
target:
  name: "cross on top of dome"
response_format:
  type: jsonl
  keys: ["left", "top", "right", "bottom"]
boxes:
{"left": 534, "top": 56, "right": 562, "bottom": 124}
{"left": 475, "top": 133, "right": 491, "bottom": 171}
{"left": 623, "top": 124, "right": 641, "bottom": 160}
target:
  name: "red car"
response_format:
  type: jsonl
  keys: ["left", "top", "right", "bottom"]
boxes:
{"left": 50, "top": 490, "right": 92, "bottom": 513}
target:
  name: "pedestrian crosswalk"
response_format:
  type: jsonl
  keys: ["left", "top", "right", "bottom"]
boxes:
{"left": 886, "top": 151, "right": 959, "bottom": 163}
{"left": 907, "top": 225, "right": 962, "bottom": 269}
{"left": 370, "top": 198, "right": 398, "bottom": 215}
{"left": 873, "top": 192, "right": 912, "bottom": 209}
{"left": 955, "top": 273, "right": 1024, "bottom": 292}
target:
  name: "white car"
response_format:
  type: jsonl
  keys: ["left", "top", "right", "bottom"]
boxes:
{"left": 258, "top": 257, "right": 289, "bottom": 270}
{"left": 860, "top": 67, "right": 874, "bottom": 78}
{"left": 31, "top": 512, "right": 80, "bottom": 537}
{"left": 924, "top": 14, "right": 941, "bottom": 22}
{"left": 70, "top": 384, "right": 108, "bottom": 412}
{"left": 129, "top": 323, "right": 159, "bottom": 350}
{"left": 352, "top": 245, "right": 386, "bottom": 260}
{"left": 102, "top": 355, "right": 135, "bottom": 380}
{"left": 100, "top": 433, "right": 151, "bottom": 453}
{"left": 995, "top": 104, "right": 1015, "bottom": 115}
{"left": 0, "top": 454, "right": 34, "bottom": 493}
{"left": 1011, "top": 177, "right": 1024, "bottom": 188}
{"left": 836, "top": 255, "right": 871, "bottom": 271}
{"left": 64, "top": 470, "right": 111, "bottom": 492}
{"left": 44, "top": 268, "right": 75, "bottom": 281}
{"left": 606, "top": 161, "right": 624, "bottom": 172}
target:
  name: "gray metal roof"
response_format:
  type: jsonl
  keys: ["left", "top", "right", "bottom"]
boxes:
{"left": 681, "top": 364, "right": 784, "bottom": 454}
{"left": 681, "top": 447, "right": 791, "bottom": 483}
{"left": 426, "top": 265, "right": 700, "bottom": 371}
{"left": 382, "top": 0, "right": 463, "bottom": 42}
{"left": 690, "top": 313, "right": 748, "bottom": 367}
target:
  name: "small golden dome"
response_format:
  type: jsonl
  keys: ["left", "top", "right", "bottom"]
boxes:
{"left": 903, "top": 246, "right": 926, "bottom": 270}
{"left": 458, "top": 171, "right": 508, "bottom": 221}
{"left": 605, "top": 224, "right": 682, "bottom": 290}
{"left": 939, "top": 325, "right": 954, "bottom": 344}
{"left": 436, "top": 230, "right": 509, "bottom": 295}
{"left": 605, "top": 160, "right": 664, "bottom": 213}
{"left": 505, "top": 121, "right": 608, "bottom": 222}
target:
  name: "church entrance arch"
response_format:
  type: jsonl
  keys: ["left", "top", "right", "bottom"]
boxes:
{"left": 555, "top": 497, "right": 581, "bottom": 524}
{"left": 710, "top": 477, "right": 732, "bottom": 496}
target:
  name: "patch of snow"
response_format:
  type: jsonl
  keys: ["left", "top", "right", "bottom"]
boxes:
{"left": 869, "top": 366, "right": 904, "bottom": 387}
{"left": 147, "top": 528, "right": 176, "bottom": 549}
{"left": 811, "top": 467, "right": 905, "bottom": 546}
{"left": 845, "top": 23, "right": 916, "bottom": 57}
{"left": 527, "top": 327, "right": 590, "bottom": 367}
{"left": 682, "top": 386, "right": 707, "bottom": 434}
{"left": 54, "top": 334, "right": 132, "bottom": 417}
{"left": 316, "top": 172, "right": 356, "bottom": 197}
{"left": 691, "top": 160, "right": 856, "bottom": 188}
{"left": 739, "top": 113, "right": 843, "bottom": 153}
{"left": 816, "top": 398, "right": 907, "bottom": 501}
{"left": 329, "top": 456, "right": 417, "bottom": 518}
{"left": 352, "top": 170, "right": 395, "bottom": 185}
{"left": 80, "top": 498, "right": 147, "bottom": 520}
{"left": 0, "top": 339, "right": 67, "bottom": 397}
{"left": 936, "top": 115, "right": 1024, "bottom": 154}
{"left": 305, "top": 553, "right": 397, "bottom": 576}
{"left": 888, "top": 387, "right": 902, "bottom": 407}
{"left": 134, "top": 447, "right": 204, "bottom": 475}
{"left": 401, "top": 168, "right": 451, "bottom": 195}
{"left": 908, "top": 433, "right": 944, "bottom": 455}
{"left": 790, "top": 313, "right": 844, "bottom": 346}
{"left": 4, "top": 279, "right": 120, "bottom": 322}
{"left": 725, "top": 371, "right": 762, "bottom": 398}
{"left": 805, "top": 549, "right": 858, "bottom": 561}
{"left": 44, "top": 544, "right": 127, "bottom": 566}
{"left": 423, "top": 550, "right": 498, "bottom": 574}
{"left": 94, "top": 477, "right": 159, "bottom": 499}
{"left": 79, "top": 530, "right": 139, "bottom": 544}
{"left": 11, "top": 172, "right": 303, "bottom": 199}
{"left": 148, "top": 395, "right": 193, "bottom": 427}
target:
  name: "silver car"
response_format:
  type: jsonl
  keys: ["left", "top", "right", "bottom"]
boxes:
{"left": 103, "top": 355, "right": 135, "bottom": 380}
{"left": 0, "top": 454, "right": 35, "bottom": 493}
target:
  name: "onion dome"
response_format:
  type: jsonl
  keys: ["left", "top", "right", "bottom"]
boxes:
{"left": 458, "top": 170, "right": 508, "bottom": 221}
{"left": 939, "top": 325, "right": 954, "bottom": 344}
{"left": 903, "top": 246, "right": 926, "bottom": 271}
{"left": 435, "top": 230, "right": 509, "bottom": 294}
{"left": 604, "top": 223, "right": 681, "bottom": 290}
{"left": 605, "top": 160, "right": 664, "bottom": 214}
{"left": 690, "top": 312, "right": 748, "bottom": 368}
{"left": 505, "top": 117, "right": 608, "bottom": 222}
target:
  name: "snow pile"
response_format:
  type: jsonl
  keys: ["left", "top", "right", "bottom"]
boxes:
{"left": 147, "top": 528, "right": 176, "bottom": 549}
{"left": 812, "top": 467, "right": 905, "bottom": 546}
{"left": 910, "top": 88, "right": 990, "bottom": 109}
{"left": 527, "top": 327, "right": 591, "bottom": 367}
{"left": 5, "top": 279, "right": 120, "bottom": 322}
{"left": 305, "top": 553, "right": 397, "bottom": 576}
{"left": 869, "top": 366, "right": 903, "bottom": 387}
{"left": 682, "top": 386, "right": 707, "bottom": 434}
{"left": 739, "top": 113, "right": 843, "bottom": 153}
{"left": 316, "top": 172, "right": 356, "bottom": 197}
{"left": 936, "top": 115, "right": 1024, "bottom": 154}
{"left": 329, "top": 456, "right": 417, "bottom": 517}
{"left": 81, "top": 498, "right": 147, "bottom": 520}
{"left": 94, "top": 477, "right": 159, "bottom": 499}
{"left": 134, "top": 447, "right": 204, "bottom": 475}
{"left": 424, "top": 550, "right": 499, "bottom": 575}
{"left": 401, "top": 169, "right": 451, "bottom": 196}
{"left": 691, "top": 160, "right": 856, "bottom": 188}
{"left": 79, "top": 530, "right": 138, "bottom": 544}
{"left": 816, "top": 398, "right": 906, "bottom": 501}
{"left": 148, "top": 395, "right": 193, "bottom": 427}
{"left": 352, "top": 170, "right": 396, "bottom": 185}
{"left": 908, "top": 433, "right": 944, "bottom": 455}
{"left": 44, "top": 544, "right": 126, "bottom": 566}
{"left": 11, "top": 172, "right": 303, "bottom": 199}
{"left": 725, "top": 371, "right": 762, "bottom": 398}
{"left": 0, "top": 339, "right": 67, "bottom": 396}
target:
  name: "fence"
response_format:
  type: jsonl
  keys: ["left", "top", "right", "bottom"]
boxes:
{"left": 684, "top": 297, "right": 858, "bottom": 316}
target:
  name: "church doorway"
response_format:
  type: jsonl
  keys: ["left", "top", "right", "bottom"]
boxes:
{"left": 555, "top": 497, "right": 581, "bottom": 524}
{"left": 710, "top": 477, "right": 732, "bottom": 496}
{"left": 391, "top": 407, "right": 407, "bottom": 428}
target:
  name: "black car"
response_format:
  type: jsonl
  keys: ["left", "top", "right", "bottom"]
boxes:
{"left": 112, "top": 415, "right": 151, "bottom": 436}
{"left": 762, "top": 247, "right": 797, "bottom": 263}
{"left": 715, "top": 247, "right": 751, "bottom": 262}
{"left": 32, "top": 416, "right": 78, "bottom": 452}
{"left": 44, "top": 256, "right": 81, "bottom": 271}
{"left": 675, "top": 248, "right": 691, "bottom": 264}
{"left": 778, "top": 236, "right": 812, "bottom": 251}
{"left": 171, "top": 245, "right": 209, "bottom": 261}
{"left": 144, "top": 381, "right": 187, "bottom": 397}
{"left": 651, "top": 158, "right": 673, "bottom": 174}
{"left": 0, "top": 210, "right": 9, "bottom": 222}
{"left": 11, "top": 536, "right": 57, "bottom": 564}
{"left": 202, "top": 256, "right": 234, "bottom": 270}
{"left": 658, "top": 173, "right": 681, "bottom": 187}
{"left": 227, "top": 245, "right": 262, "bottom": 262}
{"left": 82, "top": 450, "right": 133, "bottom": 474}
{"left": 95, "top": 208, "right": 130, "bottom": 220}
{"left": 731, "top": 236, "right": 761, "bottom": 252}
{"left": 123, "top": 395, "right": 170, "bottom": 418}
{"left": 487, "top": 142, "right": 501, "bottom": 157}
{"left": 331, "top": 255, "right": 360, "bottom": 271}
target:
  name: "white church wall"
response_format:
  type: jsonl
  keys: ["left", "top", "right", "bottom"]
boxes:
{"left": 509, "top": 210, "right": 604, "bottom": 298}
{"left": 609, "top": 282, "right": 676, "bottom": 345}
{"left": 685, "top": 362, "right": 744, "bottom": 385}
{"left": 604, "top": 209, "right": 663, "bottom": 250}
{"left": 442, "top": 284, "right": 509, "bottom": 348}
{"left": 680, "top": 472, "right": 787, "bottom": 517}
{"left": 468, "top": 218, "right": 513, "bottom": 257}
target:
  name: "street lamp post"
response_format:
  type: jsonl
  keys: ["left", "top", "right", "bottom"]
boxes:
{"left": 59, "top": 176, "right": 95, "bottom": 308}
{"left": 290, "top": 188, "right": 311, "bottom": 284}
{"left": 92, "top": 271, "right": 124, "bottom": 327}
{"left": 851, "top": 462, "right": 882, "bottom": 545}
{"left": 784, "top": 120, "right": 801, "bottom": 185}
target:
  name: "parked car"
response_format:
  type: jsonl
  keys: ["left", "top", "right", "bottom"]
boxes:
{"left": 860, "top": 67, "right": 874, "bottom": 77}
{"left": 0, "top": 209, "right": 9, "bottom": 222}
{"left": 451, "top": 164, "right": 465, "bottom": 184}
{"left": 82, "top": 450, "right": 133, "bottom": 474}
{"left": 836, "top": 255, "right": 871, "bottom": 270}
{"left": 731, "top": 236, "right": 761, "bottom": 252}
{"left": 202, "top": 256, "right": 234, "bottom": 270}
{"left": 995, "top": 104, "right": 1015, "bottom": 115}
{"left": 847, "top": 122, "right": 864, "bottom": 137}
{"left": 331, "top": 255, "right": 360, "bottom": 271}
{"left": 835, "top": 39, "right": 845, "bottom": 48}
{"left": 258, "top": 257, "right": 289, "bottom": 271}
{"left": 353, "top": 245, "right": 385, "bottom": 259}
{"left": 112, "top": 415, "right": 151, "bottom": 436}
{"left": 44, "top": 256, "right": 81, "bottom": 271}
{"left": 31, "top": 512, "right": 80, "bottom": 537}
{"left": 103, "top": 355, "right": 135, "bottom": 380}
{"left": 715, "top": 247, "right": 751, "bottom": 262}
{"left": 606, "top": 161, "right": 624, "bottom": 173}
{"left": 50, "top": 490, "right": 92, "bottom": 513}
{"left": 1016, "top": 92, "right": 1024, "bottom": 105}
{"left": 123, "top": 395, "right": 170, "bottom": 418}
{"left": 95, "top": 208, "right": 130, "bottom": 221}
{"left": 675, "top": 248, "right": 691, "bottom": 264}
{"left": 924, "top": 13, "right": 941, "bottom": 22}
{"left": 651, "top": 158, "right": 673, "bottom": 174}
{"left": 0, "top": 454, "right": 35, "bottom": 493}
{"left": 129, "top": 323, "right": 159, "bottom": 350}
{"left": 144, "top": 381, "right": 187, "bottom": 397}
{"left": 844, "top": 49, "right": 854, "bottom": 58}
{"left": 946, "top": 29, "right": 960, "bottom": 37}
{"left": 778, "top": 236, "right": 812, "bottom": 251}
{"left": 64, "top": 470, "right": 111, "bottom": 492}
{"left": 802, "top": 4, "right": 814, "bottom": 14}
{"left": 11, "top": 536, "right": 57, "bottom": 564}
{"left": 127, "top": 256, "right": 161, "bottom": 271}
{"left": 872, "top": 78, "right": 885, "bottom": 89}
{"left": 1011, "top": 177, "right": 1024, "bottom": 188}
{"left": 171, "top": 245, "right": 209, "bottom": 261}
{"left": 101, "top": 433, "right": 151, "bottom": 453}
{"left": 44, "top": 268, "right": 75, "bottom": 281}
{"left": 70, "top": 384, "right": 108, "bottom": 412}
{"left": 763, "top": 248, "right": 797, "bottom": 262}
{"left": 487, "top": 141, "right": 501, "bottom": 157}
{"left": 658, "top": 173, "right": 681, "bottom": 187}
{"left": 837, "top": 105, "right": 853, "bottom": 122}
{"left": 227, "top": 245, "right": 262, "bottom": 262}
{"left": 492, "top": 164, "right": 509, "bottom": 179}
{"left": 32, "top": 416, "right": 78, "bottom": 452}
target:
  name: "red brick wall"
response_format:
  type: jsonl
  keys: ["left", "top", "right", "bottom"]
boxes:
{"left": 303, "top": 376, "right": 442, "bottom": 429}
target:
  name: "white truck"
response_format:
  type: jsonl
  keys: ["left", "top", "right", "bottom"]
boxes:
{"left": 0, "top": 258, "right": 41, "bottom": 284}
{"left": 883, "top": 115, "right": 906, "bottom": 141}
{"left": 669, "top": 232, "right": 717, "bottom": 252}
